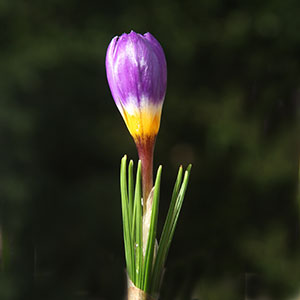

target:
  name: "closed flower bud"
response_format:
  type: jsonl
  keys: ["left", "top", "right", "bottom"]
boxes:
{"left": 106, "top": 30, "right": 167, "bottom": 203}
{"left": 106, "top": 30, "right": 167, "bottom": 143}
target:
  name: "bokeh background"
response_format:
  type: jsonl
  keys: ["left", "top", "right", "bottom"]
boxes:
{"left": 1, "top": 0, "right": 300, "bottom": 299}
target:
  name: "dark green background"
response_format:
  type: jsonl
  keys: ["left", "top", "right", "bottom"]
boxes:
{"left": 0, "top": 0, "right": 300, "bottom": 299}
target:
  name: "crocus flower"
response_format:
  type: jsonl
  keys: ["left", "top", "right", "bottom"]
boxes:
{"left": 106, "top": 31, "right": 167, "bottom": 203}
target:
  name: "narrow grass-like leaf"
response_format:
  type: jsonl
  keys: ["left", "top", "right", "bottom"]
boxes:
{"left": 150, "top": 165, "right": 183, "bottom": 292}
{"left": 167, "top": 165, "right": 192, "bottom": 256}
{"left": 120, "top": 157, "right": 191, "bottom": 294}
{"left": 120, "top": 155, "right": 134, "bottom": 281}
{"left": 128, "top": 160, "right": 134, "bottom": 228}
{"left": 142, "top": 166, "right": 162, "bottom": 292}
{"left": 132, "top": 161, "right": 143, "bottom": 288}
{"left": 151, "top": 165, "right": 191, "bottom": 293}
{"left": 131, "top": 162, "right": 137, "bottom": 241}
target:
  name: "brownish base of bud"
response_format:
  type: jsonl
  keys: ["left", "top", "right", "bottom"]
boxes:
{"left": 135, "top": 135, "right": 156, "bottom": 211}
{"left": 127, "top": 280, "right": 157, "bottom": 300}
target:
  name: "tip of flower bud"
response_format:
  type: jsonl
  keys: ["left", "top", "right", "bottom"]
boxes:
{"left": 106, "top": 30, "right": 167, "bottom": 143}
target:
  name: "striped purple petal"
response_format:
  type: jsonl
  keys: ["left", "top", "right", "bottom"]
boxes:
{"left": 106, "top": 31, "right": 167, "bottom": 117}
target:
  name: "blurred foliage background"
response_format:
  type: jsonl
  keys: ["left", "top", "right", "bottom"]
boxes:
{"left": 0, "top": 0, "right": 300, "bottom": 299}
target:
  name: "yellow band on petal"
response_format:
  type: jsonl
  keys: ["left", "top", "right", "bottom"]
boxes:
{"left": 122, "top": 104, "right": 162, "bottom": 140}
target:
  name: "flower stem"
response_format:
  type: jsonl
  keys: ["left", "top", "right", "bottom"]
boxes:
{"left": 136, "top": 136, "right": 156, "bottom": 213}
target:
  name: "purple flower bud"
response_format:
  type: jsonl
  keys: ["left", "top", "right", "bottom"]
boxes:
{"left": 106, "top": 31, "right": 167, "bottom": 202}
{"left": 105, "top": 31, "right": 167, "bottom": 142}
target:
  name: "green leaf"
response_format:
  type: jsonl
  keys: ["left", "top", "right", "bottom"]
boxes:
{"left": 168, "top": 165, "right": 192, "bottom": 251}
{"left": 119, "top": 157, "right": 192, "bottom": 293}
{"left": 142, "top": 166, "right": 162, "bottom": 292}
{"left": 120, "top": 155, "right": 134, "bottom": 281}
{"left": 150, "top": 165, "right": 183, "bottom": 292}
{"left": 128, "top": 160, "right": 134, "bottom": 228}
{"left": 132, "top": 161, "right": 143, "bottom": 288}
{"left": 150, "top": 164, "right": 192, "bottom": 294}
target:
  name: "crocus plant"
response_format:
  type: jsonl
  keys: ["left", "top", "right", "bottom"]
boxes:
{"left": 106, "top": 31, "right": 191, "bottom": 300}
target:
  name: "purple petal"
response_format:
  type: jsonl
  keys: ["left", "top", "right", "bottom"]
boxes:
{"left": 106, "top": 31, "right": 167, "bottom": 112}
